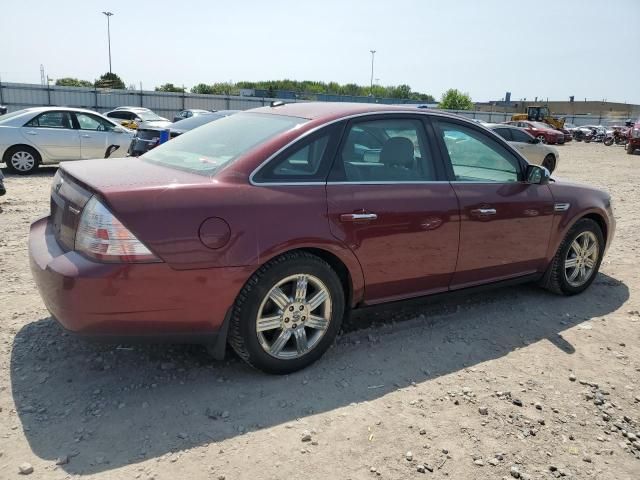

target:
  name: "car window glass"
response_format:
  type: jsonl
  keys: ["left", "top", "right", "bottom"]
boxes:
{"left": 25, "top": 111, "right": 72, "bottom": 129}
{"left": 511, "top": 129, "right": 533, "bottom": 143}
{"left": 256, "top": 134, "right": 331, "bottom": 182}
{"left": 337, "top": 118, "right": 435, "bottom": 182}
{"left": 493, "top": 128, "right": 511, "bottom": 141}
{"left": 438, "top": 121, "right": 519, "bottom": 183}
{"left": 76, "top": 113, "right": 114, "bottom": 131}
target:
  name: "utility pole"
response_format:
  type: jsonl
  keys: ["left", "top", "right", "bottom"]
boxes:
{"left": 369, "top": 50, "right": 376, "bottom": 94}
{"left": 102, "top": 12, "right": 114, "bottom": 73}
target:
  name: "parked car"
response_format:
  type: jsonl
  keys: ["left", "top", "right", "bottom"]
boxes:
{"left": 0, "top": 169, "right": 5, "bottom": 196}
{"left": 128, "top": 110, "right": 239, "bottom": 157}
{"left": 559, "top": 128, "right": 573, "bottom": 143}
{"left": 29, "top": 103, "right": 615, "bottom": 374}
{"left": 563, "top": 122, "right": 577, "bottom": 133}
{"left": 105, "top": 107, "right": 171, "bottom": 130}
{"left": 488, "top": 124, "right": 560, "bottom": 172}
{"left": 505, "top": 121, "right": 565, "bottom": 145}
{"left": 627, "top": 119, "right": 640, "bottom": 154}
{"left": 0, "top": 107, "right": 134, "bottom": 174}
{"left": 173, "top": 109, "right": 212, "bottom": 123}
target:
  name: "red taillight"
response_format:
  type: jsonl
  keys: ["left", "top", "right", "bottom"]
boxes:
{"left": 75, "top": 196, "right": 160, "bottom": 263}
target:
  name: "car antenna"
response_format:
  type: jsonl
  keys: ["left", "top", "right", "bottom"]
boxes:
{"left": 270, "top": 101, "right": 285, "bottom": 108}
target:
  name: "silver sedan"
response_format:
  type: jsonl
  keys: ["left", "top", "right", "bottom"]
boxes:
{"left": 0, "top": 107, "right": 134, "bottom": 174}
{"left": 487, "top": 123, "right": 560, "bottom": 173}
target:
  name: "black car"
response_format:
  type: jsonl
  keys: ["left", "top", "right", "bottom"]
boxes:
{"left": 128, "top": 110, "right": 239, "bottom": 157}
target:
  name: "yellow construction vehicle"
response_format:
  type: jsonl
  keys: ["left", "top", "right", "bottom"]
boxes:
{"left": 511, "top": 106, "right": 565, "bottom": 129}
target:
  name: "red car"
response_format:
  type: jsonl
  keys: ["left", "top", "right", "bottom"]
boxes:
{"left": 29, "top": 103, "right": 615, "bottom": 373}
{"left": 627, "top": 119, "right": 640, "bottom": 154}
{"left": 506, "top": 121, "right": 565, "bottom": 145}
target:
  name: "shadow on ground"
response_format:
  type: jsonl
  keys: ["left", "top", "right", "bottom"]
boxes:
{"left": 11, "top": 273, "right": 628, "bottom": 474}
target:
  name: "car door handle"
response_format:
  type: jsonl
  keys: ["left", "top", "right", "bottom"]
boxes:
{"left": 470, "top": 208, "right": 497, "bottom": 216}
{"left": 25, "top": 130, "right": 37, "bottom": 135}
{"left": 81, "top": 134, "right": 91, "bottom": 138}
{"left": 340, "top": 213, "right": 378, "bottom": 222}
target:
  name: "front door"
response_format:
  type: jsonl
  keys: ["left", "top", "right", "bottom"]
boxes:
{"left": 74, "top": 112, "right": 116, "bottom": 159}
{"left": 433, "top": 119, "right": 555, "bottom": 289}
{"left": 326, "top": 116, "right": 459, "bottom": 304}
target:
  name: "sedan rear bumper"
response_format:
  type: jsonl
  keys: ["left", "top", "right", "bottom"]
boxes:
{"left": 29, "top": 216, "right": 250, "bottom": 338}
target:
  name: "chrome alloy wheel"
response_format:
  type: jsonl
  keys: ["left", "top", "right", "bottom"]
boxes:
{"left": 10, "top": 151, "right": 36, "bottom": 172}
{"left": 256, "top": 274, "right": 332, "bottom": 360}
{"left": 564, "top": 231, "right": 599, "bottom": 287}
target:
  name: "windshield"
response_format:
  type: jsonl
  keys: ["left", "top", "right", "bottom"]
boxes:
{"left": 171, "top": 113, "right": 228, "bottom": 131}
{"left": 137, "top": 111, "right": 165, "bottom": 121}
{"left": 143, "top": 112, "right": 307, "bottom": 175}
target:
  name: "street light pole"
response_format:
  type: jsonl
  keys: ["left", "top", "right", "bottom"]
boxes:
{"left": 102, "top": 11, "right": 114, "bottom": 73}
{"left": 369, "top": 50, "right": 376, "bottom": 94}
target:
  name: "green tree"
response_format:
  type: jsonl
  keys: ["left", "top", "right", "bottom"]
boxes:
{"left": 55, "top": 77, "right": 93, "bottom": 87}
{"left": 155, "top": 83, "right": 185, "bottom": 93}
{"left": 94, "top": 72, "right": 126, "bottom": 89}
{"left": 438, "top": 88, "right": 474, "bottom": 110}
{"left": 191, "top": 83, "right": 214, "bottom": 94}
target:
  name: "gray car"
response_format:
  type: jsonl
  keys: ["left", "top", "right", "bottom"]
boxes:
{"left": 487, "top": 123, "right": 560, "bottom": 173}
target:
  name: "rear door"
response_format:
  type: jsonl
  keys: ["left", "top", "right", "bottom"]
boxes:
{"left": 21, "top": 110, "right": 80, "bottom": 160}
{"left": 73, "top": 112, "right": 117, "bottom": 159}
{"left": 326, "top": 115, "right": 459, "bottom": 304}
{"left": 433, "top": 118, "right": 555, "bottom": 289}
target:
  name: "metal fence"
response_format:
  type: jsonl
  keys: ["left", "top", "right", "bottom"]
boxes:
{"left": 0, "top": 82, "right": 631, "bottom": 127}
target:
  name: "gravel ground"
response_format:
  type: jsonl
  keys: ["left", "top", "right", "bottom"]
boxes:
{"left": 0, "top": 142, "right": 639, "bottom": 480}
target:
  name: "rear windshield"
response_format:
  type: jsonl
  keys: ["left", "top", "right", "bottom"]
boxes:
{"left": 143, "top": 112, "right": 306, "bottom": 175}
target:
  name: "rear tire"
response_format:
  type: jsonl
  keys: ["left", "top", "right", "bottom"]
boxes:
{"left": 3, "top": 145, "right": 41, "bottom": 174}
{"left": 603, "top": 137, "right": 613, "bottom": 146}
{"left": 543, "top": 219, "right": 604, "bottom": 296}
{"left": 228, "top": 251, "right": 345, "bottom": 374}
{"left": 627, "top": 144, "right": 636, "bottom": 155}
{"left": 542, "top": 154, "right": 556, "bottom": 173}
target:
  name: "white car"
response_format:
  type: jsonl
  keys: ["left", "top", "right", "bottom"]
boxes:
{"left": 0, "top": 107, "right": 134, "bottom": 174}
{"left": 488, "top": 123, "right": 560, "bottom": 173}
{"left": 104, "top": 107, "right": 171, "bottom": 129}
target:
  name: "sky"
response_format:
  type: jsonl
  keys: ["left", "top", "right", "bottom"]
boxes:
{"left": 2, "top": 0, "right": 640, "bottom": 103}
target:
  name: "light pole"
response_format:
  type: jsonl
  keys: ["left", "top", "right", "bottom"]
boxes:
{"left": 102, "top": 11, "right": 114, "bottom": 73}
{"left": 369, "top": 50, "right": 376, "bottom": 94}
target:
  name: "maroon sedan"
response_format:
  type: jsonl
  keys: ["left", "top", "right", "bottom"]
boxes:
{"left": 507, "top": 121, "right": 565, "bottom": 145}
{"left": 29, "top": 103, "right": 614, "bottom": 373}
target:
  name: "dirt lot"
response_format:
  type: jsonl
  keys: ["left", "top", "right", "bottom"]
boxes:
{"left": 0, "top": 142, "right": 639, "bottom": 480}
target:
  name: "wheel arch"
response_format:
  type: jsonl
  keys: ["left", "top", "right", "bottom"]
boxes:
{"left": 2, "top": 143, "right": 44, "bottom": 163}
{"left": 581, "top": 212, "right": 608, "bottom": 248}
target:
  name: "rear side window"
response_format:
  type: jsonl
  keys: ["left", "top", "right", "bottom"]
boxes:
{"left": 332, "top": 118, "right": 436, "bottom": 182}
{"left": 492, "top": 128, "right": 512, "bottom": 141}
{"left": 143, "top": 112, "right": 306, "bottom": 175}
{"left": 437, "top": 121, "right": 521, "bottom": 183}
{"left": 25, "top": 111, "right": 73, "bottom": 129}
{"left": 511, "top": 128, "right": 534, "bottom": 143}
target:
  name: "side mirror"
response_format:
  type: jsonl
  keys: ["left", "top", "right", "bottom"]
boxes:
{"left": 526, "top": 164, "right": 550, "bottom": 185}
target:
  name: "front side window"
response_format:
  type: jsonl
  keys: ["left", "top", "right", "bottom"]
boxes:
{"left": 144, "top": 112, "right": 306, "bottom": 175}
{"left": 75, "top": 113, "right": 114, "bottom": 131}
{"left": 334, "top": 118, "right": 435, "bottom": 182}
{"left": 25, "top": 111, "right": 72, "bottom": 129}
{"left": 438, "top": 121, "right": 520, "bottom": 183}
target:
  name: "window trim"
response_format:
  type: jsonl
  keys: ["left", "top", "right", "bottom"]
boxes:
{"left": 328, "top": 114, "right": 448, "bottom": 184}
{"left": 23, "top": 110, "right": 74, "bottom": 130}
{"left": 432, "top": 118, "right": 528, "bottom": 183}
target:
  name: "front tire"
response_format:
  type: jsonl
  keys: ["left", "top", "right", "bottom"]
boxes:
{"left": 542, "top": 154, "right": 556, "bottom": 173}
{"left": 228, "top": 251, "right": 345, "bottom": 374}
{"left": 543, "top": 219, "right": 604, "bottom": 296}
{"left": 4, "top": 146, "right": 41, "bottom": 174}
{"left": 536, "top": 134, "right": 546, "bottom": 144}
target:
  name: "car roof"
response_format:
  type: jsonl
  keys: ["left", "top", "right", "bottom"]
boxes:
{"left": 247, "top": 102, "right": 467, "bottom": 123}
{"left": 114, "top": 106, "right": 151, "bottom": 111}
{"left": 20, "top": 106, "right": 107, "bottom": 115}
